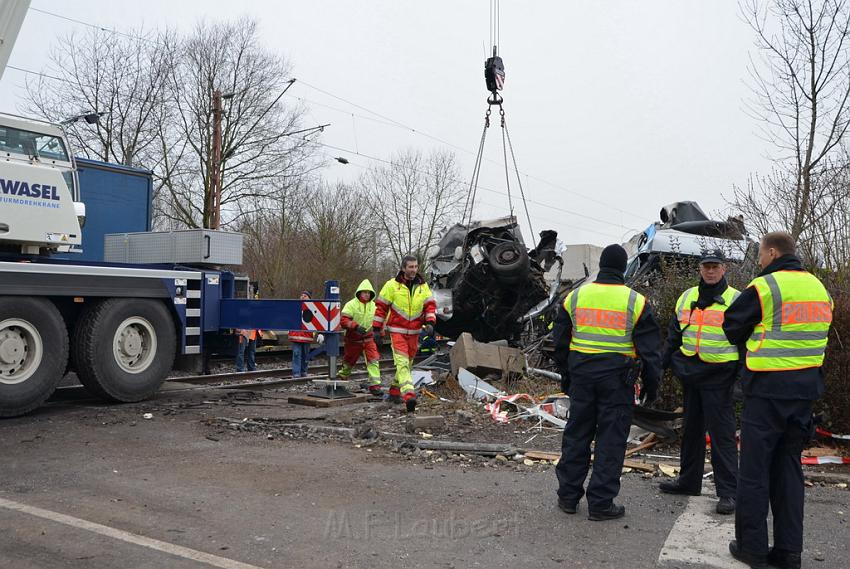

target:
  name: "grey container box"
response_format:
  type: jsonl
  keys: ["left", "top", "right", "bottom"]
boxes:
{"left": 104, "top": 229, "right": 243, "bottom": 266}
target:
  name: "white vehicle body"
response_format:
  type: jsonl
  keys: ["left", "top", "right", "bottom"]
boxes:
{"left": 0, "top": 113, "right": 85, "bottom": 253}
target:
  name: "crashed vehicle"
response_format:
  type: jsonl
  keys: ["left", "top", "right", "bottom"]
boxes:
{"left": 428, "top": 216, "right": 564, "bottom": 342}
{"left": 623, "top": 201, "right": 755, "bottom": 284}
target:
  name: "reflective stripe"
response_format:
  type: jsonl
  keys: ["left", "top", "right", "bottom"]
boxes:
{"left": 748, "top": 347, "right": 827, "bottom": 358}
{"left": 373, "top": 315, "right": 385, "bottom": 323}
{"left": 683, "top": 331, "right": 728, "bottom": 341}
{"left": 570, "top": 339, "right": 635, "bottom": 354}
{"left": 770, "top": 330, "right": 829, "bottom": 341}
{"left": 764, "top": 274, "right": 783, "bottom": 330}
{"left": 386, "top": 326, "right": 421, "bottom": 335}
{"left": 676, "top": 287, "right": 695, "bottom": 315}
{"left": 692, "top": 344, "right": 738, "bottom": 355}
{"left": 389, "top": 308, "right": 423, "bottom": 322}
{"left": 625, "top": 289, "right": 638, "bottom": 336}
{"left": 572, "top": 330, "right": 634, "bottom": 344}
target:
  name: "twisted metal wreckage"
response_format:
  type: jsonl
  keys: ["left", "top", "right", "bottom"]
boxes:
{"left": 423, "top": 201, "right": 755, "bottom": 438}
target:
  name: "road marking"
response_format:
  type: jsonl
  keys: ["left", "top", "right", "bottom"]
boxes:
{"left": 0, "top": 497, "right": 267, "bottom": 569}
{"left": 657, "top": 493, "right": 737, "bottom": 568}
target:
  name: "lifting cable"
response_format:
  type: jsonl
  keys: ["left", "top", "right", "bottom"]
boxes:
{"left": 462, "top": 0, "right": 535, "bottom": 239}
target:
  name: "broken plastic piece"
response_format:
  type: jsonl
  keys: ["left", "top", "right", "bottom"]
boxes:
{"left": 457, "top": 368, "right": 504, "bottom": 401}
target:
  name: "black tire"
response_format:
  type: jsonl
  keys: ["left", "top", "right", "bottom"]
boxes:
{"left": 488, "top": 241, "right": 530, "bottom": 283}
{"left": 73, "top": 298, "right": 176, "bottom": 403}
{"left": 0, "top": 297, "right": 68, "bottom": 417}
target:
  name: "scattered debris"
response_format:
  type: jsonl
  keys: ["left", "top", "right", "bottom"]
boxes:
{"left": 142, "top": 413, "right": 153, "bottom": 420}
{"left": 625, "top": 433, "right": 658, "bottom": 457}
{"left": 658, "top": 464, "right": 680, "bottom": 477}
{"left": 412, "top": 370, "right": 437, "bottom": 388}
{"left": 457, "top": 368, "right": 504, "bottom": 401}
{"left": 450, "top": 333, "right": 525, "bottom": 378}
{"left": 455, "top": 409, "right": 475, "bottom": 425}
{"left": 410, "top": 415, "right": 446, "bottom": 432}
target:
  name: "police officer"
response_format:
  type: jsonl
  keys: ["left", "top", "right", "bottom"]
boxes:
{"left": 659, "top": 251, "right": 740, "bottom": 515}
{"left": 553, "top": 244, "right": 662, "bottom": 521}
{"left": 723, "top": 232, "right": 832, "bottom": 569}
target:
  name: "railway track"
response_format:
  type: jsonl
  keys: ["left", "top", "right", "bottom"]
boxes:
{"left": 49, "top": 355, "right": 429, "bottom": 403}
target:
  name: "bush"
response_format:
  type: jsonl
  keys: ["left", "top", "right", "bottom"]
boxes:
{"left": 632, "top": 257, "right": 850, "bottom": 433}
{"left": 818, "top": 273, "right": 850, "bottom": 434}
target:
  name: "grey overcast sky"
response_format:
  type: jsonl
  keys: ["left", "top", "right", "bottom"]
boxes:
{"left": 0, "top": 1, "right": 774, "bottom": 246}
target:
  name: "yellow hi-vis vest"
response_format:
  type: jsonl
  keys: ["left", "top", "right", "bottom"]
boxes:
{"left": 675, "top": 286, "right": 741, "bottom": 363}
{"left": 564, "top": 282, "right": 646, "bottom": 358}
{"left": 746, "top": 270, "right": 832, "bottom": 371}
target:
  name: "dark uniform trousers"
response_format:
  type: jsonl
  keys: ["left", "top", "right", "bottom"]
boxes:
{"left": 555, "top": 372, "right": 633, "bottom": 511}
{"left": 736, "top": 396, "right": 813, "bottom": 555}
{"left": 678, "top": 380, "right": 739, "bottom": 497}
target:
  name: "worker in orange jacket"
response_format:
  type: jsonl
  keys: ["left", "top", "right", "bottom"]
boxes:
{"left": 373, "top": 255, "right": 437, "bottom": 412}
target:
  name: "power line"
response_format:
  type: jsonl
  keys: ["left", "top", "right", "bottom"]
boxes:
{"left": 311, "top": 139, "right": 638, "bottom": 234}
{"left": 25, "top": 4, "right": 651, "bottom": 224}
{"left": 292, "top": 80, "right": 649, "bottom": 222}
{"left": 317, "top": 150, "right": 624, "bottom": 241}
{"left": 8, "top": 64, "right": 633, "bottom": 240}
{"left": 28, "top": 6, "right": 158, "bottom": 44}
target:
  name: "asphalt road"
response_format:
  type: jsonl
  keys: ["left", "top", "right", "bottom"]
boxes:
{"left": 1, "top": 388, "right": 848, "bottom": 569}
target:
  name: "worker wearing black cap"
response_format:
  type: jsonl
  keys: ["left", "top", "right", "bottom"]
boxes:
{"left": 659, "top": 250, "right": 741, "bottom": 516}
{"left": 552, "top": 244, "right": 662, "bottom": 521}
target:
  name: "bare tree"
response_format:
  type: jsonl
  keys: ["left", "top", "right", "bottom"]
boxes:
{"left": 240, "top": 181, "right": 376, "bottom": 298}
{"left": 24, "top": 18, "right": 319, "bottom": 231}
{"left": 157, "top": 18, "right": 318, "bottom": 229}
{"left": 359, "top": 148, "right": 465, "bottom": 268}
{"left": 238, "top": 182, "right": 307, "bottom": 297}
{"left": 24, "top": 27, "right": 175, "bottom": 167}
{"left": 733, "top": 0, "right": 850, "bottom": 256}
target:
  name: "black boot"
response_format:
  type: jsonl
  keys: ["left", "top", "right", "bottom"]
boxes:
{"left": 767, "top": 548, "right": 801, "bottom": 569}
{"left": 729, "top": 541, "right": 768, "bottom": 568}
{"left": 557, "top": 498, "right": 578, "bottom": 515}
{"left": 659, "top": 478, "right": 701, "bottom": 496}
{"left": 716, "top": 496, "right": 735, "bottom": 515}
{"left": 588, "top": 503, "right": 625, "bottom": 521}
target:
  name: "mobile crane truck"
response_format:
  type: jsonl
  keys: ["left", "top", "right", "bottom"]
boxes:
{"left": 0, "top": 0, "right": 341, "bottom": 417}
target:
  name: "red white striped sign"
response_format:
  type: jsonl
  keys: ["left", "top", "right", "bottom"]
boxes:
{"left": 301, "top": 301, "right": 341, "bottom": 332}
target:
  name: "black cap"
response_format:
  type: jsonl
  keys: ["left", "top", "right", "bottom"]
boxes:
{"left": 699, "top": 250, "right": 725, "bottom": 264}
{"left": 599, "top": 244, "right": 628, "bottom": 273}
{"left": 300, "top": 290, "right": 313, "bottom": 298}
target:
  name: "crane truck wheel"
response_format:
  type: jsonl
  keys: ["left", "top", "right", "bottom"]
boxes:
{"left": 0, "top": 297, "right": 69, "bottom": 417}
{"left": 73, "top": 299, "right": 176, "bottom": 403}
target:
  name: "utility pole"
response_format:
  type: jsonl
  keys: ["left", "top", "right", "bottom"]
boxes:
{"left": 209, "top": 89, "right": 223, "bottom": 229}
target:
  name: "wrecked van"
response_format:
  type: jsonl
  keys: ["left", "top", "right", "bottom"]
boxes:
{"left": 428, "top": 216, "right": 564, "bottom": 342}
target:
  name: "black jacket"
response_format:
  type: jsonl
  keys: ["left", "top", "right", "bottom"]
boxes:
{"left": 662, "top": 278, "right": 742, "bottom": 388}
{"left": 552, "top": 268, "right": 663, "bottom": 393}
{"left": 722, "top": 254, "right": 825, "bottom": 400}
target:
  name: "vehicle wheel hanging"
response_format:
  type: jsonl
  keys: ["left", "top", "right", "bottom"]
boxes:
{"left": 0, "top": 297, "right": 69, "bottom": 417}
{"left": 488, "top": 241, "right": 530, "bottom": 282}
{"left": 73, "top": 298, "right": 176, "bottom": 403}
